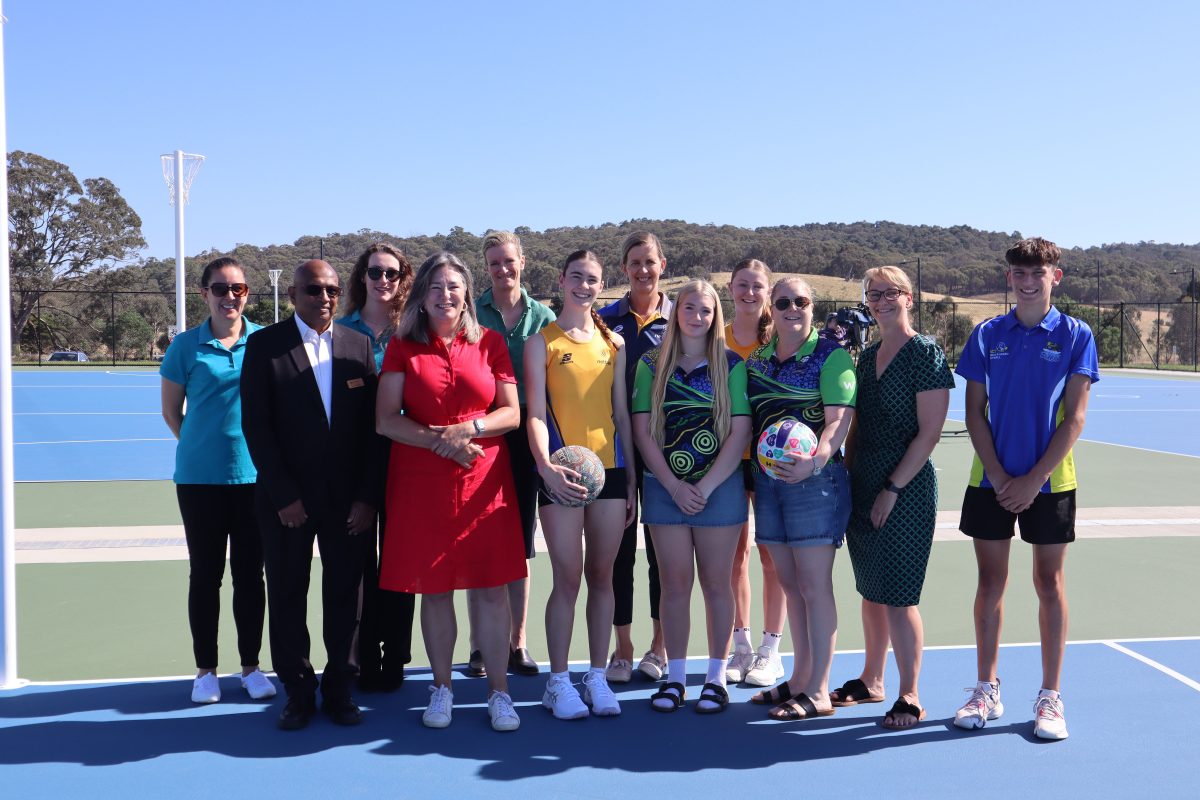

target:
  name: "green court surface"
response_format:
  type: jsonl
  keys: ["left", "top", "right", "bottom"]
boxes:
{"left": 16, "top": 536, "right": 1200, "bottom": 682}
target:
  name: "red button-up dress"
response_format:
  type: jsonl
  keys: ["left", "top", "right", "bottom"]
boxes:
{"left": 378, "top": 328, "right": 526, "bottom": 593}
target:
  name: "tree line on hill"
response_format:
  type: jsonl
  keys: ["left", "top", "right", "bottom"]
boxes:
{"left": 9, "top": 149, "right": 1200, "bottom": 363}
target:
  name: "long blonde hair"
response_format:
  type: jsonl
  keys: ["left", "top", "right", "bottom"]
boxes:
{"left": 649, "top": 280, "right": 732, "bottom": 448}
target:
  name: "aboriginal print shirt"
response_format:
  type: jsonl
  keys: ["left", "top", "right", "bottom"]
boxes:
{"left": 631, "top": 348, "right": 751, "bottom": 481}
{"left": 745, "top": 329, "right": 857, "bottom": 473}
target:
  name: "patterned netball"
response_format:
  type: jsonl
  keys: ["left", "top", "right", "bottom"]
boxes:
{"left": 548, "top": 445, "right": 606, "bottom": 507}
{"left": 757, "top": 418, "right": 819, "bottom": 479}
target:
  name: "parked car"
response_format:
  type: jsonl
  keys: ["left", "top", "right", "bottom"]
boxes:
{"left": 47, "top": 350, "right": 90, "bottom": 362}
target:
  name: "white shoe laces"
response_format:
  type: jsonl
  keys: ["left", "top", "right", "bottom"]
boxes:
{"left": 427, "top": 685, "right": 452, "bottom": 715}
{"left": 490, "top": 691, "right": 517, "bottom": 719}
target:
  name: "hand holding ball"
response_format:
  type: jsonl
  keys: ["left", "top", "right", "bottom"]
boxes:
{"left": 757, "top": 418, "right": 819, "bottom": 480}
{"left": 547, "top": 446, "right": 606, "bottom": 507}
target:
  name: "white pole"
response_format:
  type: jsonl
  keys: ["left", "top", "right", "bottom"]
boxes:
{"left": 268, "top": 269, "right": 282, "bottom": 323}
{"left": 174, "top": 150, "right": 186, "bottom": 332}
{"left": 0, "top": 0, "right": 22, "bottom": 688}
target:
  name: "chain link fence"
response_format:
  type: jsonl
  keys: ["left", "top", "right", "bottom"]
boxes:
{"left": 11, "top": 289, "right": 1199, "bottom": 371}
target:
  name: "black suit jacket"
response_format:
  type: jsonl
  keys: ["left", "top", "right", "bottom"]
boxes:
{"left": 240, "top": 316, "right": 382, "bottom": 520}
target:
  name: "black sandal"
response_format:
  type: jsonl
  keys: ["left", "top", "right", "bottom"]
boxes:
{"left": 649, "top": 682, "right": 686, "bottom": 713}
{"left": 881, "top": 698, "right": 926, "bottom": 729}
{"left": 768, "top": 692, "right": 835, "bottom": 721}
{"left": 695, "top": 682, "right": 729, "bottom": 714}
{"left": 751, "top": 682, "right": 793, "bottom": 705}
{"left": 830, "top": 678, "right": 885, "bottom": 707}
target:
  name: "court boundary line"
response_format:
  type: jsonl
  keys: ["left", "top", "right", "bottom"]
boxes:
{"left": 10, "top": 636, "right": 1198, "bottom": 689}
{"left": 944, "top": 416, "right": 1200, "bottom": 460}
{"left": 1103, "top": 640, "right": 1200, "bottom": 692}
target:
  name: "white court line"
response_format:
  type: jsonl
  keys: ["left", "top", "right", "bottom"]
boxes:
{"left": 15, "top": 438, "right": 173, "bottom": 445}
{"left": 1104, "top": 640, "right": 1200, "bottom": 692}
{"left": 11, "top": 636, "right": 1199, "bottom": 688}
{"left": 946, "top": 417, "right": 1200, "bottom": 460}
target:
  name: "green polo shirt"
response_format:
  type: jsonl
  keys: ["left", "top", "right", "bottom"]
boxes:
{"left": 476, "top": 287, "right": 556, "bottom": 403}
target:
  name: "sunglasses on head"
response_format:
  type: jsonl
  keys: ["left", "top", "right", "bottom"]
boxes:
{"left": 206, "top": 282, "right": 249, "bottom": 298}
{"left": 773, "top": 296, "right": 812, "bottom": 312}
{"left": 366, "top": 266, "right": 402, "bottom": 282}
{"left": 304, "top": 284, "right": 343, "bottom": 298}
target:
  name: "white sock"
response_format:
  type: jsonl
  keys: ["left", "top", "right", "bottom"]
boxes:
{"left": 733, "top": 628, "right": 752, "bottom": 650}
{"left": 550, "top": 670, "right": 570, "bottom": 683}
{"left": 760, "top": 631, "right": 783, "bottom": 656}
{"left": 706, "top": 658, "right": 726, "bottom": 686}
{"left": 668, "top": 658, "right": 687, "bottom": 686}
{"left": 587, "top": 667, "right": 605, "bottom": 681}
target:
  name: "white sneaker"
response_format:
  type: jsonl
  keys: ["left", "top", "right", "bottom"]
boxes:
{"left": 582, "top": 671, "right": 622, "bottom": 716}
{"left": 953, "top": 680, "right": 1004, "bottom": 730}
{"left": 240, "top": 669, "right": 277, "bottom": 700}
{"left": 1033, "top": 690, "right": 1069, "bottom": 740}
{"left": 542, "top": 674, "right": 589, "bottom": 720}
{"left": 725, "top": 646, "right": 755, "bottom": 683}
{"left": 743, "top": 648, "right": 785, "bottom": 687}
{"left": 191, "top": 672, "right": 220, "bottom": 704}
{"left": 488, "top": 690, "right": 521, "bottom": 732}
{"left": 423, "top": 684, "right": 454, "bottom": 728}
{"left": 637, "top": 651, "right": 667, "bottom": 681}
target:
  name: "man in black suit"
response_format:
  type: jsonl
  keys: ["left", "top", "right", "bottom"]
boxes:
{"left": 241, "top": 259, "right": 380, "bottom": 730}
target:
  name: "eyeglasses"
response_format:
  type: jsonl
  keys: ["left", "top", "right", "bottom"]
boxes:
{"left": 303, "top": 285, "right": 343, "bottom": 298}
{"left": 366, "top": 266, "right": 402, "bottom": 282}
{"left": 773, "top": 296, "right": 812, "bottom": 312}
{"left": 205, "top": 282, "right": 249, "bottom": 298}
{"left": 865, "top": 287, "right": 906, "bottom": 302}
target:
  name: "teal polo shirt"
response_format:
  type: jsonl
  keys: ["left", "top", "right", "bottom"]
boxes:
{"left": 160, "top": 318, "right": 263, "bottom": 485}
{"left": 476, "top": 287, "right": 556, "bottom": 402}
{"left": 336, "top": 310, "right": 391, "bottom": 373}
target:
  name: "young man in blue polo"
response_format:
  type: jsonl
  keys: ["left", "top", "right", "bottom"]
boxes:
{"left": 954, "top": 237, "right": 1099, "bottom": 740}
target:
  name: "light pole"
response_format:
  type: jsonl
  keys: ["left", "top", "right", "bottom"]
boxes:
{"left": 268, "top": 269, "right": 282, "bottom": 324}
{"left": 897, "top": 257, "right": 923, "bottom": 332}
{"left": 1169, "top": 268, "right": 1197, "bottom": 371}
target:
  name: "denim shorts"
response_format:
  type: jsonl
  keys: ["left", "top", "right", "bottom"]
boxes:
{"left": 641, "top": 468, "right": 749, "bottom": 528}
{"left": 753, "top": 461, "right": 850, "bottom": 548}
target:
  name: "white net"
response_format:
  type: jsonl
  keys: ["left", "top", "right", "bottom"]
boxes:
{"left": 160, "top": 152, "right": 206, "bottom": 206}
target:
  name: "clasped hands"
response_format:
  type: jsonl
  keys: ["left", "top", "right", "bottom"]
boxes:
{"left": 429, "top": 421, "right": 484, "bottom": 468}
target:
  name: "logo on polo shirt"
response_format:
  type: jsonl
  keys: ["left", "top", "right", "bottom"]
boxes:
{"left": 611, "top": 324, "right": 625, "bottom": 334}
{"left": 989, "top": 342, "right": 1010, "bottom": 359}
{"left": 560, "top": 353, "right": 573, "bottom": 365}
{"left": 1041, "top": 341, "right": 1062, "bottom": 363}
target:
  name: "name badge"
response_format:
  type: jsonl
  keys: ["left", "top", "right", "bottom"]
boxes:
{"left": 347, "top": 378, "right": 365, "bottom": 389}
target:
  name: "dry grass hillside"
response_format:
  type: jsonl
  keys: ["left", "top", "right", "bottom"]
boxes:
{"left": 599, "top": 272, "right": 1010, "bottom": 328}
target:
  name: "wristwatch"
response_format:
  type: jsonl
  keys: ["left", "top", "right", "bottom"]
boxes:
{"left": 884, "top": 479, "right": 903, "bottom": 494}
{"left": 472, "top": 418, "right": 486, "bottom": 436}
{"left": 811, "top": 458, "right": 824, "bottom": 476}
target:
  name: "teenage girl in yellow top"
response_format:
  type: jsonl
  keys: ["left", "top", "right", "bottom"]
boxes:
{"left": 525, "top": 249, "right": 637, "bottom": 721}
{"left": 723, "top": 259, "right": 788, "bottom": 688}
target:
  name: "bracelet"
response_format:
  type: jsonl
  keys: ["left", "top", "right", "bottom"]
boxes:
{"left": 883, "top": 479, "right": 903, "bottom": 495}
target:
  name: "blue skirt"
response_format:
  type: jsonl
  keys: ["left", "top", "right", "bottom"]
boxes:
{"left": 641, "top": 468, "right": 748, "bottom": 527}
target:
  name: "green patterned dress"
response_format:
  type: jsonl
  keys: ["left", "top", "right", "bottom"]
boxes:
{"left": 847, "top": 334, "right": 954, "bottom": 607}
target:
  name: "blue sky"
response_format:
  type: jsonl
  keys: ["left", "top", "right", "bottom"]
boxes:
{"left": 6, "top": 0, "right": 1199, "bottom": 261}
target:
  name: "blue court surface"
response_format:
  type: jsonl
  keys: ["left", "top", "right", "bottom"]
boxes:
{"left": 2, "top": 640, "right": 1197, "bottom": 799}
{"left": 14, "top": 369, "right": 1200, "bottom": 482}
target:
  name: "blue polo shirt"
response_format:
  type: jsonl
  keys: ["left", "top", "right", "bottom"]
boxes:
{"left": 160, "top": 318, "right": 262, "bottom": 485}
{"left": 956, "top": 306, "right": 1099, "bottom": 492}
{"left": 336, "top": 310, "right": 391, "bottom": 373}
{"left": 600, "top": 292, "right": 674, "bottom": 404}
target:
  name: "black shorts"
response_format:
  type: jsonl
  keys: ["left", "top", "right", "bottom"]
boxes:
{"left": 741, "top": 459, "right": 755, "bottom": 493}
{"left": 959, "top": 486, "right": 1076, "bottom": 545}
{"left": 538, "top": 467, "right": 628, "bottom": 508}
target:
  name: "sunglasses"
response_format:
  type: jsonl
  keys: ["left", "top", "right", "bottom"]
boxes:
{"left": 773, "top": 296, "right": 812, "bottom": 312}
{"left": 205, "top": 282, "right": 249, "bottom": 298}
{"left": 303, "top": 285, "right": 343, "bottom": 298}
{"left": 865, "top": 287, "right": 906, "bottom": 302}
{"left": 366, "top": 266, "right": 402, "bottom": 282}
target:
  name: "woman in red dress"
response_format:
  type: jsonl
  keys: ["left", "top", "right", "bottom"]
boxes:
{"left": 377, "top": 251, "right": 526, "bottom": 732}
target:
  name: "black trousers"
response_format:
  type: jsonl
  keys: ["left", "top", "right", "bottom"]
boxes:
{"left": 176, "top": 483, "right": 265, "bottom": 669}
{"left": 258, "top": 499, "right": 368, "bottom": 704}
{"left": 358, "top": 510, "right": 415, "bottom": 678}
{"left": 612, "top": 455, "right": 661, "bottom": 626}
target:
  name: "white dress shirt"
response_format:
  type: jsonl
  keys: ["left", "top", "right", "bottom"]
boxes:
{"left": 294, "top": 314, "right": 333, "bottom": 425}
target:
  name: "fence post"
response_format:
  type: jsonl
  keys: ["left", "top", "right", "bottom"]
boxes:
{"left": 1155, "top": 303, "right": 1161, "bottom": 369}
{"left": 110, "top": 292, "right": 117, "bottom": 367}
{"left": 1119, "top": 303, "right": 1124, "bottom": 369}
{"left": 35, "top": 293, "right": 42, "bottom": 367}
